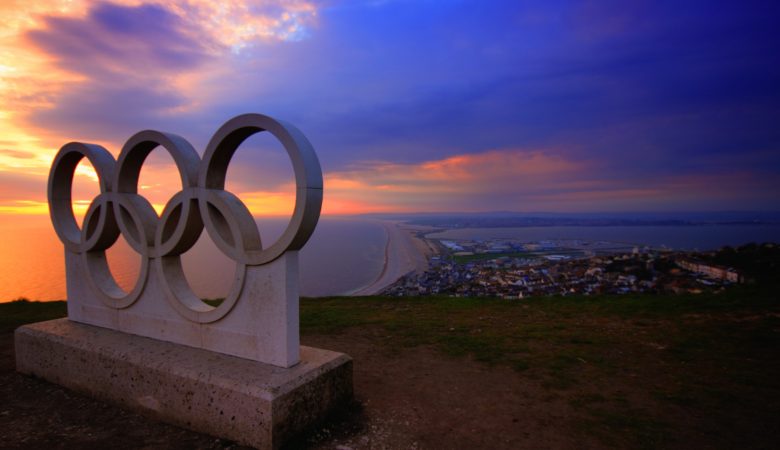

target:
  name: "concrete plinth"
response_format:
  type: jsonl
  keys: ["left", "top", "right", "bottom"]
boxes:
{"left": 15, "top": 319, "right": 353, "bottom": 449}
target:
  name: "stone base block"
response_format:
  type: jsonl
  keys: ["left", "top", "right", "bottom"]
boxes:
{"left": 15, "top": 319, "right": 353, "bottom": 449}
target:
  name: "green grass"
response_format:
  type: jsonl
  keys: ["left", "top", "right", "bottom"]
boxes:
{"left": 301, "top": 286, "right": 779, "bottom": 373}
{"left": 299, "top": 287, "right": 780, "bottom": 449}
{"left": 451, "top": 248, "right": 588, "bottom": 263}
{"left": 452, "top": 251, "right": 535, "bottom": 263}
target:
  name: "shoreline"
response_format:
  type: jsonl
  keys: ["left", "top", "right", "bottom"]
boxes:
{"left": 348, "top": 220, "right": 432, "bottom": 296}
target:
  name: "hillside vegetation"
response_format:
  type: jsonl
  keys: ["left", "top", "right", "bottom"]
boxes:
{"left": 2, "top": 287, "right": 778, "bottom": 448}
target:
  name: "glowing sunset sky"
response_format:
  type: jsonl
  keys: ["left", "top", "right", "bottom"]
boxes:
{"left": 1, "top": 0, "right": 778, "bottom": 217}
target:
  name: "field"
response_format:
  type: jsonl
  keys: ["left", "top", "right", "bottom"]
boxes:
{"left": 1, "top": 287, "right": 778, "bottom": 449}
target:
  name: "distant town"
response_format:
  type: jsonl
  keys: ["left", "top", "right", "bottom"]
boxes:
{"left": 383, "top": 235, "right": 774, "bottom": 299}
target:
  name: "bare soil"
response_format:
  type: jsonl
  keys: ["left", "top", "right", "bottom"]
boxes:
{"left": 301, "top": 329, "right": 588, "bottom": 449}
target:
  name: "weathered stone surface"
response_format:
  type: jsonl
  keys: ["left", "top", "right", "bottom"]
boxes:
{"left": 66, "top": 250, "right": 303, "bottom": 368}
{"left": 48, "top": 114, "right": 324, "bottom": 368}
{"left": 15, "top": 319, "right": 353, "bottom": 450}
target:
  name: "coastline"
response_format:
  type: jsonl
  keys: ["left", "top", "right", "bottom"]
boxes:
{"left": 348, "top": 220, "right": 432, "bottom": 296}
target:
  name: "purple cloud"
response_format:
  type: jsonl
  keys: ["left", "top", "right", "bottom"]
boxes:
{"left": 8, "top": 0, "right": 779, "bottom": 212}
{"left": 23, "top": 2, "right": 216, "bottom": 142}
{"left": 27, "top": 3, "right": 212, "bottom": 77}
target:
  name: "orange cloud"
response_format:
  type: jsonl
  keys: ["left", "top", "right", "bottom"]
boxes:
{"left": 333, "top": 149, "right": 581, "bottom": 192}
{"left": 0, "top": 199, "right": 49, "bottom": 215}
{"left": 0, "top": 0, "right": 320, "bottom": 181}
{"left": 0, "top": 0, "right": 322, "bottom": 222}
{"left": 2, "top": 146, "right": 778, "bottom": 218}
{"left": 323, "top": 148, "right": 588, "bottom": 211}
{"left": 321, "top": 149, "right": 780, "bottom": 213}
{"left": 236, "top": 190, "right": 295, "bottom": 217}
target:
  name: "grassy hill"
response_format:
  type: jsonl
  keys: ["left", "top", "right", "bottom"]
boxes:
{"left": 2, "top": 288, "right": 778, "bottom": 448}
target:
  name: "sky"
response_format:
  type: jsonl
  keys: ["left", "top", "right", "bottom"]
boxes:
{"left": 1, "top": 0, "right": 779, "bottom": 218}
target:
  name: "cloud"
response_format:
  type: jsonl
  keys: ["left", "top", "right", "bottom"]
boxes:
{"left": 0, "top": 171, "right": 46, "bottom": 201}
{"left": 0, "top": 0, "right": 778, "bottom": 217}
{"left": 161, "top": 0, "right": 318, "bottom": 48}
{"left": 323, "top": 148, "right": 589, "bottom": 213}
{"left": 322, "top": 148, "right": 780, "bottom": 213}
{"left": 336, "top": 149, "right": 581, "bottom": 191}
{"left": 0, "top": 149, "right": 36, "bottom": 159}
{"left": 0, "top": 157, "right": 121, "bottom": 218}
{"left": 1, "top": 0, "right": 320, "bottom": 166}
{"left": 26, "top": 3, "right": 213, "bottom": 75}
{"left": 2, "top": 142, "right": 778, "bottom": 218}
{"left": 18, "top": 3, "right": 213, "bottom": 142}
{"left": 0, "top": 145, "right": 55, "bottom": 174}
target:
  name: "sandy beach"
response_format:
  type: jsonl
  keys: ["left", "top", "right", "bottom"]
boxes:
{"left": 348, "top": 220, "right": 433, "bottom": 296}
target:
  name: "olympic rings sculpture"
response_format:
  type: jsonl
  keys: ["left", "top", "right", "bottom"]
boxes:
{"left": 48, "top": 114, "right": 322, "bottom": 323}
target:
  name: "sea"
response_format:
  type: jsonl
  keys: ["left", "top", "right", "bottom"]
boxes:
{"left": 0, "top": 216, "right": 387, "bottom": 302}
{"left": 426, "top": 224, "right": 780, "bottom": 250}
{"left": 1, "top": 217, "right": 779, "bottom": 302}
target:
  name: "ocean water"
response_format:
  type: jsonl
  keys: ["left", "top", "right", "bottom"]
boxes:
{"left": 0, "top": 216, "right": 386, "bottom": 302}
{"left": 426, "top": 224, "right": 780, "bottom": 250}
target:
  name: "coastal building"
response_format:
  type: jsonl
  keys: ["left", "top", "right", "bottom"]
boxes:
{"left": 383, "top": 238, "right": 744, "bottom": 299}
{"left": 676, "top": 259, "right": 741, "bottom": 283}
